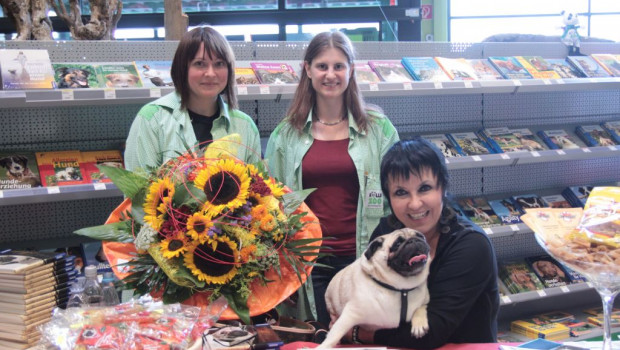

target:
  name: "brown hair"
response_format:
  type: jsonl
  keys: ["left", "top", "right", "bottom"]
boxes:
{"left": 171, "top": 26, "right": 237, "bottom": 109}
{"left": 286, "top": 31, "right": 375, "bottom": 133}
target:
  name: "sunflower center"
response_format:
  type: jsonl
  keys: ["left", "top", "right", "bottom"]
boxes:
{"left": 169, "top": 239, "right": 184, "bottom": 251}
{"left": 204, "top": 172, "right": 240, "bottom": 205}
{"left": 194, "top": 221, "right": 206, "bottom": 233}
{"left": 194, "top": 242, "right": 235, "bottom": 277}
{"left": 162, "top": 188, "right": 170, "bottom": 198}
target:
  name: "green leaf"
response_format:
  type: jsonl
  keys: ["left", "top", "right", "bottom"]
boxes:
{"left": 97, "top": 165, "right": 149, "bottom": 201}
{"left": 74, "top": 221, "right": 134, "bottom": 242}
{"left": 172, "top": 183, "right": 206, "bottom": 208}
{"left": 282, "top": 188, "right": 315, "bottom": 216}
{"left": 223, "top": 291, "right": 251, "bottom": 325}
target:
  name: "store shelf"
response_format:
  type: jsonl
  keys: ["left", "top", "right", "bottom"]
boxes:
{"left": 0, "top": 183, "right": 122, "bottom": 206}
{"left": 500, "top": 282, "right": 594, "bottom": 306}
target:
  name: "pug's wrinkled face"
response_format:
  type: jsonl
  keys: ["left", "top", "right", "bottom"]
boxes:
{"left": 364, "top": 228, "right": 430, "bottom": 278}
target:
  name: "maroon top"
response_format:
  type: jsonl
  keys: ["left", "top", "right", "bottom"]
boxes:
{"left": 302, "top": 139, "right": 359, "bottom": 255}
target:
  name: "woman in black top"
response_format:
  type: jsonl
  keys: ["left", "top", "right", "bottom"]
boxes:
{"left": 353, "top": 137, "right": 499, "bottom": 349}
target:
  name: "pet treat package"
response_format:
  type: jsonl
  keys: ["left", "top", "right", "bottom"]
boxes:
{"left": 0, "top": 151, "right": 42, "bottom": 190}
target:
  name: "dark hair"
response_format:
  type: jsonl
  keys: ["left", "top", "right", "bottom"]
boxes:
{"left": 380, "top": 137, "right": 449, "bottom": 207}
{"left": 171, "top": 26, "right": 237, "bottom": 110}
{"left": 286, "top": 31, "right": 375, "bottom": 133}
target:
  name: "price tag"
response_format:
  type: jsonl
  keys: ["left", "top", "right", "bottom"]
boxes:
{"left": 259, "top": 85, "right": 270, "bottom": 94}
{"left": 47, "top": 186, "right": 60, "bottom": 194}
{"left": 531, "top": 151, "right": 540, "bottom": 157}
{"left": 542, "top": 79, "right": 551, "bottom": 85}
{"left": 483, "top": 227, "right": 493, "bottom": 235}
{"left": 608, "top": 145, "right": 618, "bottom": 151}
{"left": 472, "top": 155, "right": 482, "bottom": 162}
{"left": 61, "top": 89, "right": 75, "bottom": 100}
{"left": 149, "top": 88, "right": 161, "bottom": 98}
{"left": 369, "top": 83, "right": 379, "bottom": 91}
{"left": 513, "top": 80, "right": 522, "bottom": 86}
{"left": 500, "top": 154, "right": 510, "bottom": 160}
{"left": 433, "top": 82, "right": 442, "bottom": 89}
{"left": 501, "top": 296, "right": 512, "bottom": 304}
{"left": 93, "top": 183, "right": 106, "bottom": 190}
{"left": 582, "top": 148, "right": 592, "bottom": 153}
{"left": 445, "top": 158, "right": 450, "bottom": 164}
{"left": 556, "top": 79, "right": 565, "bottom": 84}
{"left": 403, "top": 82, "right": 413, "bottom": 90}
{"left": 104, "top": 88, "right": 116, "bottom": 99}
{"left": 590, "top": 78, "right": 598, "bottom": 83}
{"left": 587, "top": 282, "right": 594, "bottom": 288}
{"left": 537, "top": 290, "right": 547, "bottom": 297}
{"left": 556, "top": 150, "right": 566, "bottom": 155}
{"left": 0, "top": 190, "right": 3, "bottom": 198}
{"left": 237, "top": 86, "right": 248, "bottom": 95}
{"left": 464, "top": 81, "right": 473, "bottom": 88}
{"left": 510, "top": 225, "right": 519, "bottom": 232}
{"left": 560, "top": 286, "right": 570, "bottom": 293}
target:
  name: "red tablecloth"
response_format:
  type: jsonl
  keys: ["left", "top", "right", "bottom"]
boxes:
{"left": 282, "top": 342, "right": 510, "bottom": 349}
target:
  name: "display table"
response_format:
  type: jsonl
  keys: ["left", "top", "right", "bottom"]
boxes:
{"left": 282, "top": 342, "right": 509, "bottom": 349}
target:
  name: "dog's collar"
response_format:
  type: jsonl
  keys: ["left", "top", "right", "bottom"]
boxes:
{"left": 371, "top": 277, "right": 418, "bottom": 328}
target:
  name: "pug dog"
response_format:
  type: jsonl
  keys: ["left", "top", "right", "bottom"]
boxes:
{"left": 318, "top": 228, "right": 431, "bottom": 348}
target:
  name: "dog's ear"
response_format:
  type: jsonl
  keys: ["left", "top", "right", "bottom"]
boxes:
{"left": 0, "top": 157, "right": 8, "bottom": 167}
{"left": 16, "top": 155, "right": 28, "bottom": 164}
{"left": 364, "top": 237, "right": 384, "bottom": 261}
{"left": 106, "top": 74, "right": 117, "bottom": 81}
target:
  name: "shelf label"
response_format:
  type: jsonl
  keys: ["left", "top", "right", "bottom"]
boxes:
{"left": 259, "top": 85, "right": 270, "bottom": 94}
{"left": 531, "top": 151, "right": 540, "bottom": 157}
{"left": 542, "top": 79, "right": 551, "bottom": 85}
{"left": 560, "top": 286, "right": 570, "bottom": 293}
{"left": 556, "top": 79, "right": 565, "bottom": 84}
{"left": 500, "top": 154, "right": 510, "bottom": 160}
{"left": 589, "top": 78, "right": 598, "bottom": 83}
{"left": 0, "top": 190, "right": 3, "bottom": 198}
{"left": 93, "top": 183, "right": 107, "bottom": 190}
{"left": 445, "top": 158, "right": 450, "bottom": 164}
{"left": 472, "top": 155, "right": 482, "bottom": 162}
{"left": 608, "top": 145, "right": 618, "bottom": 151}
{"left": 403, "top": 82, "right": 413, "bottom": 90}
{"left": 369, "top": 83, "right": 379, "bottom": 91}
{"left": 47, "top": 186, "right": 60, "bottom": 194}
{"left": 483, "top": 227, "right": 493, "bottom": 235}
{"left": 149, "top": 88, "right": 161, "bottom": 98}
{"left": 501, "top": 296, "right": 512, "bottom": 304}
{"left": 509, "top": 225, "right": 519, "bottom": 232}
{"left": 587, "top": 282, "right": 593, "bottom": 288}
{"left": 536, "top": 290, "right": 547, "bottom": 297}
{"left": 582, "top": 148, "right": 592, "bottom": 153}
{"left": 513, "top": 80, "right": 522, "bottom": 86}
{"left": 556, "top": 150, "right": 566, "bottom": 155}
{"left": 61, "top": 89, "right": 75, "bottom": 101}
{"left": 237, "top": 86, "right": 248, "bottom": 95}
{"left": 464, "top": 81, "right": 473, "bottom": 88}
{"left": 104, "top": 88, "right": 116, "bottom": 99}
{"left": 433, "top": 82, "right": 442, "bottom": 89}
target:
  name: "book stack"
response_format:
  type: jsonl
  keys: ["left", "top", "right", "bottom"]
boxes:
{"left": 510, "top": 317, "right": 571, "bottom": 340}
{"left": 0, "top": 250, "right": 74, "bottom": 349}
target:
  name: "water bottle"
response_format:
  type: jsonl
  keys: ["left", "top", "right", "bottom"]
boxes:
{"left": 83, "top": 265, "right": 103, "bottom": 306}
{"left": 66, "top": 277, "right": 86, "bottom": 308}
{"left": 101, "top": 271, "right": 120, "bottom": 306}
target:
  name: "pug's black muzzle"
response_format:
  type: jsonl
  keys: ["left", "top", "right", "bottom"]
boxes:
{"left": 388, "top": 236, "right": 430, "bottom": 277}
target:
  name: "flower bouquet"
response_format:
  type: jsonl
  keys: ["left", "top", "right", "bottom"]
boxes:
{"left": 75, "top": 134, "right": 322, "bottom": 324}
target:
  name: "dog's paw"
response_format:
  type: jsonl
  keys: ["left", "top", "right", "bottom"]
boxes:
{"left": 410, "top": 316, "right": 429, "bottom": 338}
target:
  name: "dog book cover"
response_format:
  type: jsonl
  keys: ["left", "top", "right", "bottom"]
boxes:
{"left": 488, "top": 198, "right": 522, "bottom": 225}
{"left": 466, "top": 59, "right": 504, "bottom": 80}
{"left": 434, "top": 57, "right": 478, "bottom": 81}
{"left": 487, "top": 56, "right": 533, "bottom": 80}
{"left": 353, "top": 62, "right": 381, "bottom": 83}
{"left": 566, "top": 56, "right": 612, "bottom": 78}
{"left": 94, "top": 62, "right": 143, "bottom": 88}
{"left": 536, "top": 129, "right": 581, "bottom": 150}
{"left": 400, "top": 57, "right": 449, "bottom": 82}
{"left": 0, "top": 49, "right": 56, "bottom": 90}
{"left": 456, "top": 196, "right": 502, "bottom": 228}
{"left": 368, "top": 60, "right": 415, "bottom": 82}
{"left": 421, "top": 134, "right": 462, "bottom": 158}
{"left": 545, "top": 58, "right": 584, "bottom": 79}
{"left": 135, "top": 60, "right": 174, "bottom": 88}
{"left": 234, "top": 67, "right": 260, "bottom": 85}
{"left": 51, "top": 63, "right": 103, "bottom": 89}
{"left": 448, "top": 132, "right": 494, "bottom": 156}
{"left": 514, "top": 56, "right": 562, "bottom": 79}
{"left": 498, "top": 260, "right": 545, "bottom": 294}
{"left": 35, "top": 150, "right": 88, "bottom": 187}
{"left": 0, "top": 151, "right": 42, "bottom": 190}
{"left": 601, "top": 121, "right": 620, "bottom": 144}
{"left": 250, "top": 62, "right": 299, "bottom": 84}
{"left": 540, "top": 194, "right": 572, "bottom": 209}
{"left": 590, "top": 54, "right": 620, "bottom": 77}
{"left": 575, "top": 124, "right": 618, "bottom": 147}
{"left": 525, "top": 255, "right": 570, "bottom": 288}
{"left": 81, "top": 150, "right": 124, "bottom": 184}
{"left": 510, "top": 128, "right": 547, "bottom": 152}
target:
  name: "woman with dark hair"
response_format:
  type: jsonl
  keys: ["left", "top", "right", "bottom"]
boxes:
{"left": 265, "top": 31, "right": 399, "bottom": 326}
{"left": 125, "top": 26, "right": 261, "bottom": 171}
{"left": 350, "top": 137, "right": 499, "bottom": 348}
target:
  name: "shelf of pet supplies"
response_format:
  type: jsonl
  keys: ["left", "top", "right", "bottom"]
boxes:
{"left": 479, "top": 222, "right": 532, "bottom": 239}
{"left": 0, "top": 183, "right": 122, "bottom": 206}
{"left": 499, "top": 281, "right": 594, "bottom": 306}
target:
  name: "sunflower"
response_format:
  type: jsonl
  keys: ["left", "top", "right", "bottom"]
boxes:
{"left": 185, "top": 235, "right": 240, "bottom": 284}
{"left": 194, "top": 159, "right": 250, "bottom": 217}
{"left": 186, "top": 212, "right": 214, "bottom": 243}
{"left": 143, "top": 177, "right": 175, "bottom": 230}
{"left": 160, "top": 231, "right": 189, "bottom": 259}
{"left": 264, "top": 177, "right": 286, "bottom": 198}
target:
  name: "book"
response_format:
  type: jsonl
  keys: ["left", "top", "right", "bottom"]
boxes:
{"left": 590, "top": 54, "right": 620, "bottom": 77}
{"left": 536, "top": 311, "right": 574, "bottom": 324}
{"left": 536, "top": 129, "right": 581, "bottom": 150}
{"left": 456, "top": 196, "right": 502, "bottom": 228}
{"left": 569, "top": 323, "right": 597, "bottom": 337}
{"left": 250, "top": 62, "right": 299, "bottom": 84}
{"left": 525, "top": 255, "right": 570, "bottom": 288}
{"left": 575, "top": 124, "right": 617, "bottom": 147}
{"left": 587, "top": 315, "right": 620, "bottom": 327}
{"left": 448, "top": 132, "right": 494, "bottom": 155}
{"left": 52, "top": 63, "right": 102, "bottom": 89}
{"left": 353, "top": 63, "right": 381, "bottom": 83}
{"left": 467, "top": 59, "right": 504, "bottom": 80}
{"left": 434, "top": 57, "right": 478, "bottom": 81}
{"left": 421, "top": 133, "right": 462, "bottom": 158}
{"left": 234, "top": 67, "right": 260, "bottom": 85}
{"left": 0, "top": 151, "right": 42, "bottom": 190}
{"left": 368, "top": 60, "right": 414, "bottom": 82}
{"left": 0, "top": 254, "right": 46, "bottom": 275}
{"left": 561, "top": 186, "right": 593, "bottom": 207}
{"left": 135, "top": 60, "right": 174, "bottom": 87}
{"left": 499, "top": 260, "right": 546, "bottom": 294}
{"left": 94, "top": 62, "right": 143, "bottom": 88}
{"left": 80, "top": 149, "right": 124, "bottom": 184}
{"left": 582, "top": 306, "right": 620, "bottom": 317}
{"left": 511, "top": 128, "right": 547, "bottom": 151}
{"left": 487, "top": 56, "right": 533, "bottom": 79}
{"left": 566, "top": 56, "right": 612, "bottom": 78}
{"left": 35, "top": 150, "right": 88, "bottom": 187}
{"left": 515, "top": 56, "right": 562, "bottom": 79}
{"left": 601, "top": 121, "right": 620, "bottom": 144}
{"left": 400, "top": 57, "right": 450, "bottom": 82}
{"left": 488, "top": 198, "right": 522, "bottom": 225}
{"left": 541, "top": 194, "right": 572, "bottom": 209}
{"left": 0, "top": 49, "right": 56, "bottom": 90}
{"left": 479, "top": 127, "right": 524, "bottom": 153}
{"left": 545, "top": 58, "right": 584, "bottom": 79}
{"left": 511, "top": 194, "right": 547, "bottom": 213}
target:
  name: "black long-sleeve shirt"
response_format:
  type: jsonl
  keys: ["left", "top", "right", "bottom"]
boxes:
{"left": 370, "top": 208, "right": 499, "bottom": 349}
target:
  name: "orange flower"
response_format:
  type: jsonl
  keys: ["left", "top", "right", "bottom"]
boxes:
{"left": 260, "top": 213, "right": 277, "bottom": 232}
{"left": 240, "top": 245, "right": 257, "bottom": 263}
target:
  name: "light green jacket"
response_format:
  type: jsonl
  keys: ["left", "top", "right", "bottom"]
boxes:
{"left": 125, "top": 92, "right": 261, "bottom": 171}
{"left": 264, "top": 109, "right": 399, "bottom": 320}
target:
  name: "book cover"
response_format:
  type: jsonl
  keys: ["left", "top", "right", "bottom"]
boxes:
{"left": 590, "top": 54, "right": 620, "bottom": 77}
{"left": 562, "top": 265, "right": 587, "bottom": 284}
{"left": 499, "top": 260, "right": 546, "bottom": 294}
{"left": 536, "top": 311, "right": 574, "bottom": 323}
{"left": 541, "top": 194, "right": 572, "bottom": 209}
{"left": 94, "top": 62, "right": 143, "bottom": 88}
{"left": 561, "top": 186, "right": 592, "bottom": 207}
{"left": 234, "top": 67, "right": 260, "bottom": 85}
{"left": 510, "top": 318, "right": 570, "bottom": 340}
{"left": 456, "top": 196, "right": 502, "bottom": 228}
{"left": 35, "top": 150, "right": 88, "bottom": 187}
{"left": 368, "top": 60, "right": 414, "bottom": 82}
{"left": 575, "top": 125, "right": 617, "bottom": 147}
{"left": 80, "top": 150, "right": 124, "bottom": 184}
{"left": 525, "top": 255, "right": 570, "bottom": 288}
{"left": 488, "top": 198, "right": 522, "bottom": 225}
{"left": 536, "top": 129, "right": 581, "bottom": 150}
{"left": 511, "top": 128, "right": 547, "bottom": 151}
{"left": 566, "top": 56, "right": 612, "bottom": 78}
{"left": 569, "top": 323, "right": 597, "bottom": 337}
{"left": 467, "top": 59, "right": 504, "bottom": 80}
{"left": 514, "top": 56, "right": 562, "bottom": 79}
{"left": 479, "top": 127, "right": 524, "bottom": 153}
{"left": 0, "top": 151, "right": 42, "bottom": 190}
{"left": 434, "top": 57, "right": 478, "bottom": 81}
{"left": 0, "top": 49, "right": 56, "bottom": 90}
{"left": 487, "top": 56, "right": 533, "bottom": 80}
{"left": 250, "top": 62, "right": 299, "bottom": 84}
{"left": 582, "top": 306, "right": 620, "bottom": 317}
{"left": 511, "top": 194, "right": 547, "bottom": 213}
{"left": 135, "top": 61, "right": 174, "bottom": 87}
{"left": 421, "top": 133, "right": 462, "bottom": 158}
{"left": 0, "top": 254, "right": 45, "bottom": 275}
{"left": 545, "top": 58, "right": 583, "bottom": 79}
{"left": 353, "top": 63, "right": 381, "bottom": 83}
{"left": 601, "top": 121, "right": 620, "bottom": 144}
{"left": 448, "top": 132, "right": 494, "bottom": 156}
{"left": 400, "top": 57, "right": 450, "bottom": 82}
{"left": 52, "top": 63, "right": 102, "bottom": 89}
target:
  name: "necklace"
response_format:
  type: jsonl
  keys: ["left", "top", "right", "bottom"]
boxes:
{"left": 314, "top": 111, "right": 347, "bottom": 126}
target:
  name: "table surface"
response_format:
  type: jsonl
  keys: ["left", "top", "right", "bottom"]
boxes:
{"left": 282, "top": 342, "right": 507, "bottom": 349}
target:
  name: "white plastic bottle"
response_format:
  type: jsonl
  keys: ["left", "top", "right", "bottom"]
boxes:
{"left": 83, "top": 265, "right": 103, "bottom": 306}
{"left": 101, "top": 271, "right": 120, "bottom": 306}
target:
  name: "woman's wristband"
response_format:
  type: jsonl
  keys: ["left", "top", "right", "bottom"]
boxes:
{"left": 352, "top": 325, "right": 363, "bottom": 344}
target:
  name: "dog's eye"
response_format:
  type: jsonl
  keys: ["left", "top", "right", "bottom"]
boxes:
{"left": 390, "top": 236, "right": 405, "bottom": 252}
